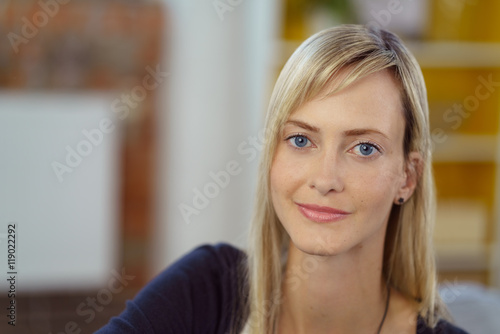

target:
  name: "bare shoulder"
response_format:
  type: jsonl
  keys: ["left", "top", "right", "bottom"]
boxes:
{"left": 382, "top": 287, "right": 419, "bottom": 334}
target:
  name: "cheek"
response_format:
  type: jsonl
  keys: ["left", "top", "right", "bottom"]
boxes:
{"left": 270, "top": 148, "right": 303, "bottom": 202}
{"left": 348, "top": 163, "right": 402, "bottom": 207}
{"left": 269, "top": 152, "right": 284, "bottom": 205}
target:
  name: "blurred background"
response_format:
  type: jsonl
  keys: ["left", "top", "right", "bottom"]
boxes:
{"left": 1, "top": 0, "right": 500, "bottom": 333}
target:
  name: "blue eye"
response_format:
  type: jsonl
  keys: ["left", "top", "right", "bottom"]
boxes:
{"left": 288, "top": 135, "right": 311, "bottom": 148}
{"left": 353, "top": 142, "right": 378, "bottom": 156}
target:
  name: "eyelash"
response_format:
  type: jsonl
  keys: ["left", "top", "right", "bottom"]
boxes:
{"left": 352, "top": 140, "right": 382, "bottom": 154}
{"left": 284, "top": 133, "right": 312, "bottom": 150}
{"left": 284, "top": 134, "right": 383, "bottom": 156}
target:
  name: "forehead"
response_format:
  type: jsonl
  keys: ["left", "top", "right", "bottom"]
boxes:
{"left": 288, "top": 69, "right": 405, "bottom": 137}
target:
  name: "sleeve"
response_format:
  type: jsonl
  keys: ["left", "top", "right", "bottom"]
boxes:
{"left": 417, "top": 319, "right": 470, "bottom": 334}
{"left": 95, "top": 243, "right": 246, "bottom": 334}
{"left": 434, "top": 320, "right": 470, "bottom": 334}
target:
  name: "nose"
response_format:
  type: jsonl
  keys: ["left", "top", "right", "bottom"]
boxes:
{"left": 308, "top": 149, "right": 345, "bottom": 195}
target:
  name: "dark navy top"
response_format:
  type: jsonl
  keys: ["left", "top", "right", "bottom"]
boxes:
{"left": 96, "top": 243, "right": 468, "bottom": 334}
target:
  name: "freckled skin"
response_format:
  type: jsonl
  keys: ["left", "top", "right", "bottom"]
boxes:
{"left": 270, "top": 69, "right": 409, "bottom": 257}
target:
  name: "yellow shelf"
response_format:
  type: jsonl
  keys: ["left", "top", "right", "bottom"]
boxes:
{"left": 435, "top": 243, "right": 490, "bottom": 271}
{"left": 433, "top": 134, "right": 498, "bottom": 162}
{"left": 407, "top": 42, "right": 500, "bottom": 68}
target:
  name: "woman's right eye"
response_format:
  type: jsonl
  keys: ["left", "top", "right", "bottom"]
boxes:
{"left": 286, "top": 135, "right": 311, "bottom": 149}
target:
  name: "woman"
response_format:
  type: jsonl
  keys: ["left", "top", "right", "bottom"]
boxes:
{"left": 97, "top": 25, "right": 468, "bottom": 333}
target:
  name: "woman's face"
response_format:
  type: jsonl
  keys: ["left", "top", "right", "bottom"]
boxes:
{"left": 270, "top": 69, "right": 417, "bottom": 256}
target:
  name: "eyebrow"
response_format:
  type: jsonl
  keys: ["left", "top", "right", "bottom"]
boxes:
{"left": 284, "top": 119, "right": 320, "bottom": 133}
{"left": 284, "top": 119, "right": 390, "bottom": 140}
{"left": 343, "top": 128, "right": 390, "bottom": 140}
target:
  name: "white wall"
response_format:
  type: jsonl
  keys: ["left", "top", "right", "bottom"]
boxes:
{"left": 493, "top": 135, "right": 500, "bottom": 288}
{"left": 152, "top": 0, "right": 280, "bottom": 274}
{"left": 0, "top": 92, "right": 120, "bottom": 291}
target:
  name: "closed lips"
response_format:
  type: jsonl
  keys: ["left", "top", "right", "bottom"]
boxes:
{"left": 296, "top": 203, "right": 349, "bottom": 214}
{"left": 296, "top": 202, "right": 350, "bottom": 223}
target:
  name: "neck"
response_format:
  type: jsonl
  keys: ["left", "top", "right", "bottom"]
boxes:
{"left": 278, "top": 236, "right": 389, "bottom": 334}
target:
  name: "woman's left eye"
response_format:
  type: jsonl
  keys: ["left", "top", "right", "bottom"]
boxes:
{"left": 352, "top": 142, "right": 380, "bottom": 157}
{"left": 287, "top": 135, "right": 312, "bottom": 148}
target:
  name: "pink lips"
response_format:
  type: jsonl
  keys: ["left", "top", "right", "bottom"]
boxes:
{"left": 296, "top": 202, "right": 350, "bottom": 223}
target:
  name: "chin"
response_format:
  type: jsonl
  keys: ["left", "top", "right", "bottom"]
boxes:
{"left": 289, "top": 230, "right": 353, "bottom": 257}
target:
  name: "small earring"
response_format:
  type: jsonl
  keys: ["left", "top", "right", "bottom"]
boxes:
{"left": 398, "top": 197, "right": 404, "bottom": 205}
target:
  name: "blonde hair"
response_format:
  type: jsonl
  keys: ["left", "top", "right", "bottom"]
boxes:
{"left": 240, "top": 24, "right": 447, "bottom": 333}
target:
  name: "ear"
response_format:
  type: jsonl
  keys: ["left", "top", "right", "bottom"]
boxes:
{"left": 394, "top": 151, "right": 422, "bottom": 205}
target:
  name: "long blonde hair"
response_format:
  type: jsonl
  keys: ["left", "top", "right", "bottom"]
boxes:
{"left": 241, "top": 24, "right": 447, "bottom": 333}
